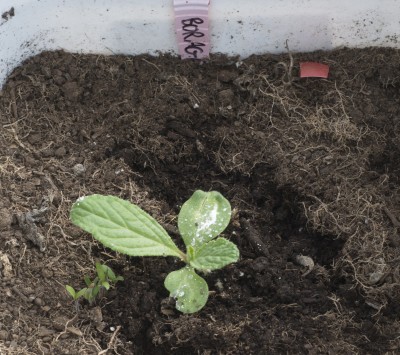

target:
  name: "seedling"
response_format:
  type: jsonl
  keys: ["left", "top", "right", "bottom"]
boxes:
{"left": 70, "top": 190, "right": 239, "bottom": 313}
{"left": 66, "top": 262, "right": 123, "bottom": 304}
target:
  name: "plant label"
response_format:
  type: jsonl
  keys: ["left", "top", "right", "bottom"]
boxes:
{"left": 173, "top": 0, "right": 210, "bottom": 59}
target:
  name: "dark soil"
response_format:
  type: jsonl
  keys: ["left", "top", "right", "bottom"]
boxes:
{"left": 0, "top": 48, "right": 399, "bottom": 354}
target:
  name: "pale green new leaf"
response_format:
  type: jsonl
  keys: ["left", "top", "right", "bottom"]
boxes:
{"left": 65, "top": 285, "right": 76, "bottom": 299}
{"left": 164, "top": 266, "right": 208, "bottom": 314}
{"left": 101, "top": 281, "right": 110, "bottom": 290}
{"left": 84, "top": 276, "right": 92, "bottom": 287}
{"left": 178, "top": 190, "right": 231, "bottom": 248}
{"left": 70, "top": 195, "right": 183, "bottom": 259}
{"left": 95, "top": 262, "right": 106, "bottom": 281}
{"left": 76, "top": 288, "right": 88, "bottom": 299}
{"left": 189, "top": 238, "right": 240, "bottom": 271}
{"left": 103, "top": 265, "right": 117, "bottom": 281}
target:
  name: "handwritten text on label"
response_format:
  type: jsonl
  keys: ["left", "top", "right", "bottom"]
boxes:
{"left": 181, "top": 18, "right": 206, "bottom": 59}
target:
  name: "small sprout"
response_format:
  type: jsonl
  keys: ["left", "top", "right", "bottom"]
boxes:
{"left": 65, "top": 262, "right": 123, "bottom": 305}
{"left": 70, "top": 190, "right": 239, "bottom": 313}
{"left": 65, "top": 285, "right": 88, "bottom": 301}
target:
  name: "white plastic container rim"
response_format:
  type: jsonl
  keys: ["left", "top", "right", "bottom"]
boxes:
{"left": 1, "top": 0, "right": 400, "bottom": 87}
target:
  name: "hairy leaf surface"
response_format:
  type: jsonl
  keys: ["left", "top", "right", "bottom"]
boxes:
{"left": 164, "top": 266, "right": 208, "bottom": 314}
{"left": 189, "top": 238, "right": 239, "bottom": 271}
{"left": 71, "top": 195, "right": 183, "bottom": 258}
{"left": 178, "top": 190, "right": 231, "bottom": 248}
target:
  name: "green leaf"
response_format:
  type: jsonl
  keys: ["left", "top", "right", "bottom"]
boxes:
{"left": 164, "top": 266, "right": 209, "bottom": 314}
{"left": 101, "top": 281, "right": 110, "bottom": 290}
{"left": 84, "top": 276, "right": 92, "bottom": 287}
{"left": 95, "top": 262, "right": 106, "bottom": 282}
{"left": 71, "top": 195, "right": 184, "bottom": 259}
{"left": 83, "top": 288, "right": 94, "bottom": 302}
{"left": 187, "top": 245, "right": 195, "bottom": 261}
{"left": 92, "top": 286, "right": 100, "bottom": 297}
{"left": 189, "top": 238, "right": 240, "bottom": 271}
{"left": 103, "top": 265, "right": 117, "bottom": 281}
{"left": 178, "top": 190, "right": 231, "bottom": 248}
{"left": 65, "top": 285, "right": 76, "bottom": 299}
{"left": 76, "top": 288, "right": 88, "bottom": 299}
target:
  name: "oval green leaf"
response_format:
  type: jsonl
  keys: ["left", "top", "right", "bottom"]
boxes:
{"left": 95, "top": 262, "right": 106, "bottom": 281}
{"left": 189, "top": 238, "right": 240, "bottom": 271}
{"left": 76, "top": 288, "right": 88, "bottom": 299}
{"left": 70, "top": 195, "right": 183, "bottom": 259}
{"left": 65, "top": 285, "right": 76, "bottom": 299}
{"left": 178, "top": 190, "right": 231, "bottom": 248}
{"left": 84, "top": 276, "right": 92, "bottom": 287}
{"left": 164, "top": 266, "right": 209, "bottom": 314}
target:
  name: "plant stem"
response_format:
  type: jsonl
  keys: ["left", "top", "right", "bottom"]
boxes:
{"left": 178, "top": 250, "right": 187, "bottom": 263}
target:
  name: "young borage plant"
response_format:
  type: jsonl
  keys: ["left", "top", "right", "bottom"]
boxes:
{"left": 70, "top": 190, "right": 239, "bottom": 313}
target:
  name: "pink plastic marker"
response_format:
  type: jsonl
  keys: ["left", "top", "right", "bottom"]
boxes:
{"left": 300, "top": 62, "right": 329, "bottom": 78}
{"left": 173, "top": 0, "right": 210, "bottom": 59}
